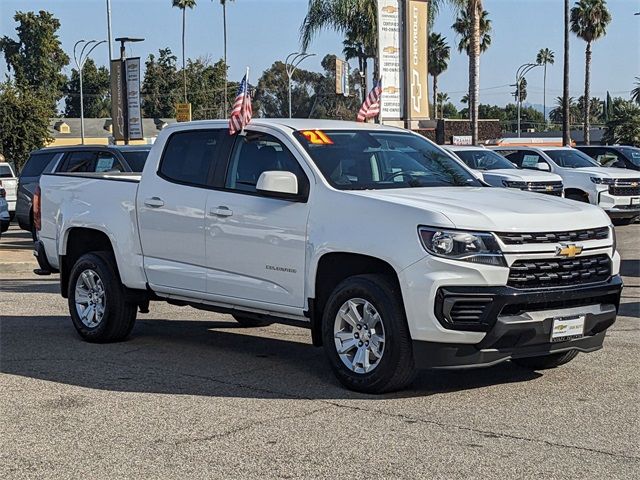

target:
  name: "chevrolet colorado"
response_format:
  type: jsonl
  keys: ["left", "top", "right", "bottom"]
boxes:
{"left": 35, "top": 120, "right": 623, "bottom": 393}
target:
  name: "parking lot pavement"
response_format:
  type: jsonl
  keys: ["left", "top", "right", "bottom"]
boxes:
{"left": 1, "top": 226, "right": 638, "bottom": 479}
{"left": 0, "top": 224, "right": 37, "bottom": 274}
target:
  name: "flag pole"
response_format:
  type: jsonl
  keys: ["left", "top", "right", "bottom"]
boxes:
{"left": 241, "top": 66, "right": 249, "bottom": 132}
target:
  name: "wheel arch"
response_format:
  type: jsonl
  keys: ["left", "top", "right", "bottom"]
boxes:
{"left": 308, "top": 252, "right": 404, "bottom": 347}
{"left": 564, "top": 188, "right": 591, "bottom": 202}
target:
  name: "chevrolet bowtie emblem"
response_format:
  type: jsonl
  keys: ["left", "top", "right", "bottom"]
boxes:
{"left": 546, "top": 185, "right": 554, "bottom": 191}
{"left": 556, "top": 244, "right": 583, "bottom": 258}
{"left": 631, "top": 181, "right": 638, "bottom": 187}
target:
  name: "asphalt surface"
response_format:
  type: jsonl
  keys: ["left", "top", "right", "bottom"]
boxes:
{"left": 1, "top": 225, "right": 638, "bottom": 479}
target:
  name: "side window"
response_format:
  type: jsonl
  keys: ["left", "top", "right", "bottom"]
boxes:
{"left": 59, "top": 151, "right": 97, "bottom": 173}
{"left": 597, "top": 150, "right": 622, "bottom": 167}
{"left": 225, "top": 132, "right": 307, "bottom": 194}
{"left": 20, "top": 152, "right": 57, "bottom": 177}
{"left": 498, "top": 150, "right": 523, "bottom": 166}
{"left": 159, "top": 129, "right": 224, "bottom": 187}
{"left": 95, "top": 152, "right": 125, "bottom": 172}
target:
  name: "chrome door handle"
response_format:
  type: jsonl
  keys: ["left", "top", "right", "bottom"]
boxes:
{"left": 211, "top": 206, "right": 233, "bottom": 217}
{"left": 144, "top": 197, "right": 165, "bottom": 208}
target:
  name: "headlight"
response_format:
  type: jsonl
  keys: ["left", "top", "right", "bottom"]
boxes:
{"left": 502, "top": 180, "right": 527, "bottom": 188}
{"left": 418, "top": 227, "right": 506, "bottom": 267}
{"left": 590, "top": 177, "right": 615, "bottom": 185}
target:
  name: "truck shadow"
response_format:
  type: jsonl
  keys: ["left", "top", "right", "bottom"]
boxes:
{"left": 0, "top": 315, "right": 543, "bottom": 400}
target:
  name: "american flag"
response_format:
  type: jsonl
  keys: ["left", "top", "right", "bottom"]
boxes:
{"left": 356, "top": 80, "right": 382, "bottom": 122}
{"left": 229, "top": 73, "right": 252, "bottom": 135}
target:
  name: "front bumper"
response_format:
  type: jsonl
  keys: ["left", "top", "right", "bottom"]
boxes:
{"left": 413, "top": 276, "right": 622, "bottom": 368}
{"left": 597, "top": 190, "right": 640, "bottom": 218}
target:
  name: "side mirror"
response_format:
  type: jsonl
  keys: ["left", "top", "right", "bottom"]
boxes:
{"left": 536, "top": 162, "right": 550, "bottom": 171}
{"left": 256, "top": 171, "right": 299, "bottom": 197}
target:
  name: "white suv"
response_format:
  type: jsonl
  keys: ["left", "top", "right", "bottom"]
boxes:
{"left": 447, "top": 146, "right": 564, "bottom": 196}
{"left": 492, "top": 146, "right": 640, "bottom": 224}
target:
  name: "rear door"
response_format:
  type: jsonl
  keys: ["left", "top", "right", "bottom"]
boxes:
{"left": 137, "top": 128, "right": 228, "bottom": 294}
{"left": 204, "top": 129, "right": 311, "bottom": 307}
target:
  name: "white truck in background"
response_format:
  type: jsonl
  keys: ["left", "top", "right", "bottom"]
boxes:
{"left": 35, "top": 120, "right": 623, "bottom": 393}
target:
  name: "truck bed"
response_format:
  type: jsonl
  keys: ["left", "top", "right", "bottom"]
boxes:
{"left": 39, "top": 172, "right": 147, "bottom": 289}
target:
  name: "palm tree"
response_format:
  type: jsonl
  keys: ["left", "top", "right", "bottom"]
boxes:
{"left": 452, "top": 2, "right": 489, "bottom": 139}
{"left": 570, "top": 0, "right": 612, "bottom": 145}
{"left": 172, "top": 0, "right": 197, "bottom": 103}
{"left": 219, "top": 0, "right": 234, "bottom": 114}
{"left": 563, "top": 0, "right": 570, "bottom": 145}
{"left": 428, "top": 33, "right": 450, "bottom": 119}
{"left": 437, "top": 92, "right": 450, "bottom": 117}
{"left": 631, "top": 77, "right": 640, "bottom": 105}
{"left": 536, "top": 48, "right": 555, "bottom": 125}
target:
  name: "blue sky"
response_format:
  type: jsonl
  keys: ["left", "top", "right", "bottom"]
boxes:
{"left": 1, "top": 0, "right": 639, "bottom": 110}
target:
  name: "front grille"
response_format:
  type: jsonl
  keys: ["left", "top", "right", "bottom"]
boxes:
{"left": 498, "top": 227, "right": 609, "bottom": 245}
{"left": 508, "top": 254, "right": 611, "bottom": 288}
{"left": 525, "top": 181, "right": 563, "bottom": 196}
{"left": 609, "top": 185, "right": 640, "bottom": 196}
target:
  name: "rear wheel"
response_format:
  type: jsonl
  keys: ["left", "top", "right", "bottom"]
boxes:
{"left": 512, "top": 350, "right": 579, "bottom": 370}
{"left": 68, "top": 252, "right": 137, "bottom": 343}
{"left": 322, "top": 274, "right": 415, "bottom": 393}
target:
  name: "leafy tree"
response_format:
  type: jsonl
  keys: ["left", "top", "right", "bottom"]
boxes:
{"left": 515, "top": 77, "right": 528, "bottom": 103}
{"left": 536, "top": 48, "right": 555, "bottom": 124}
{"left": 571, "top": 0, "right": 611, "bottom": 144}
{"left": 441, "top": 102, "right": 460, "bottom": 119}
{"left": 577, "top": 95, "right": 604, "bottom": 124}
{"left": 550, "top": 96, "right": 580, "bottom": 125}
{"left": 0, "top": 81, "right": 52, "bottom": 171}
{"left": 182, "top": 56, "right": 234, "bottom": 120}
{"left": 428, "top": 33, "right": 450, "bottom": 119}
{"left": 603, "top": 99, "right": 640, "bottom": 146}
{"left": 631, "top": 77, "right": 640, "bottom": 106}
{"left": 343, "top": 30, "right": 374, "bottom": 88}
{"left": 0, "top": 10, "right": 69, "bottom": 109}
{"left": 436, "top": 92, "right": 450, "bottom": 118}
{"left": 172, "top": 0, "right": 197, "bottom": 103}
{"left": 142, "top": 48, "right": 181, "bottom": 118}
{"left": 452, "top": 7, "right": 491, "bottom": 54}
{"left": 64, "top": 58, "right": 110, "bottom": 117}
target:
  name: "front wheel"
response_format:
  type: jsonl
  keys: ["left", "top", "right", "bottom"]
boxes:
{"left": 68, "top": 252, "right": 137, "bottom": 343}
{"left": 322, "top": 274, "right": 415, "bottom": 393}
{"left": 512, "top": 350, "right": 579, "bottom": 370}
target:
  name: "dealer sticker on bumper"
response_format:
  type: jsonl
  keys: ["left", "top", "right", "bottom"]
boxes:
{"left": 551, "top": 316, "right": 585, "bottom": 342}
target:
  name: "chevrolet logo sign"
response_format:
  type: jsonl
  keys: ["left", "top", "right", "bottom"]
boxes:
{"left": 556, "top": 244, "right": 583, "bottom": 258}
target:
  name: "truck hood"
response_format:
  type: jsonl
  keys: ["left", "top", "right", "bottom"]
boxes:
{"left": 482, "top": 169, "right": 561, "bottom": 182}
{"left": 350, "top": 187, "right": 609, "bottom": 232}
{"left": 574, "top": 167, "right": 640, "bottom": 179}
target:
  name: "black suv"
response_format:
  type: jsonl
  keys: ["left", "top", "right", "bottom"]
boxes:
{"left": 16, "top": 145, "right": 151, "bottom": 236}
{"left": 576, "top": 145, "right": 640, "bottom": 171}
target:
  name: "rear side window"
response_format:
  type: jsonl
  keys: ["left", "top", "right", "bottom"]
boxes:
{"left": 59, "top": 151, "right": 97, "bottom": 173}
{"left": 159, "top": 129, "right": 224, "bottom": 187}
{"left": 120, "top": 150, "right": 149, "bottom": 172}
{"left": 0, "top": 165, "right": 14, "bottom": 178}
{"left": 20, "top": 152, "right": 57, "bottom": 177}
{"left": 95, "top": 152, "right": 125, "bottom": 172}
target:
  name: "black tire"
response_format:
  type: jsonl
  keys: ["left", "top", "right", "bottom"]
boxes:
{"left": 322, "top": 274, "right": 415, "bottom": 393}
{"left": 67, "top": 251, "right": 137, "bottom": 343}
{"left": 512, "top": 350, "right": 579, "bottom": 370}
{"left": 565, "top": 191, "right": 589, "bottom": 203}
{"left": 232, "top": 314, "right": 273, "bottom": 327}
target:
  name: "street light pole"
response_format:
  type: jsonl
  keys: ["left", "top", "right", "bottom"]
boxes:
{"left": 106, "top": 0, "right": 113, "bottom": 64}
{"left": 285, "top": 52, "right": 315, "bottom": 118}
{"left": 513, "top": 62, "right": 541, "bottom": 137}
{"left": 73, "top": 40, "right": 107, "bottom": 145}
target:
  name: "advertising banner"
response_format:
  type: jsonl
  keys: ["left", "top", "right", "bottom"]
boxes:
{"left": 125, "top": 57, "right": 143, "bottom": 140}
{"left": 335, "top": 58, "right": 350, "bottom": 97}
{"left": 176, "top": 103, "right": 192, "bottom": 122}
{"left": 407, "top": 0, "right": 430, "bottom": 119}
{"left": 110, "top": 60, "right": 125, "bottom": 141}
{"left": 377, "top": 0, "right": 403, "bottom": 120}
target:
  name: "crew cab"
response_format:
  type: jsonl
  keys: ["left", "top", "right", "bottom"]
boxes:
{"left": 0, "top": 162, "right": 17, "bottom": 217}
{"left": 35, "top": 120, "right": 623, "bottom": 393}
{"left": 446, "top": 146, "right": 563, "bottom": 196}
{"left": 491, "top": 146, "right": 640, "bottom": 225}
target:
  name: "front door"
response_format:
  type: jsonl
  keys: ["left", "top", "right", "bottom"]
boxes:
{"left": 137, "top": 128, "right": 226, "bottom": 293}
{"left": 205, "top": 130, "right": 311, "bottom": 307}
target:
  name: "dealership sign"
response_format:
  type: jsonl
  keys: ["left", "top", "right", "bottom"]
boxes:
{"left": 407, "top": 0, "right": 429, "bottom": 119}
{"left": 377, "top": 0, "right": 403, "bottom": 120}
{"left": 125, "top": 58, "right": 143, "bottom": 140}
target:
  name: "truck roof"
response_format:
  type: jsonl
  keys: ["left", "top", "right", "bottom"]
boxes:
{"left": 33, "top": 144, "right": 152, "bottom": 154}
{"left": 163, "top": 118, "right": 405, "bottom": 132}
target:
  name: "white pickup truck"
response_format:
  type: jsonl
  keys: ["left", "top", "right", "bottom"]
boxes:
{"left": 35, "top": 120, "right": 623, "bottom": 393}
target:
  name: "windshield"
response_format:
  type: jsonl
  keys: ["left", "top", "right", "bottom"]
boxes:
{"left": 452, "top": 149, "right": 516, "bottom": 171}
{"left": 619, "top": 147, "right": 640, "bottom": 167}
{"left": 119, "top": 150, "right": 150, "bottom": 172}
{"left": 294, "top": 130, "right": 481, "bottom": 190}
{"left": 544, "top": 149, "right": 599, "bottom": 168}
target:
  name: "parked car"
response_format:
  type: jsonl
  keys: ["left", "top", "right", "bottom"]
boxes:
{"left": 35, "top": 119, "right": 622, "bottom": 393}
{"left": 0, "top": 186, "right": 9, "bottom": 235}
{"left": 576, "top": 145, "right": 640, "bottom": 171}
{"left": 446, "top": 146, "right": 564, "bottom": 196}
{"left": 16, "top": 145, "right": 151, "bottom": 237}
{"left": 0, "top": 162, "right": 17, "bottom": 217}
{"left": 491, "top": 146, "right": 640, "bottom": 225}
